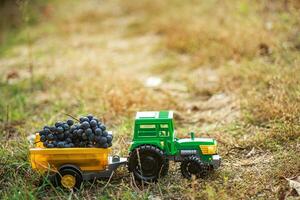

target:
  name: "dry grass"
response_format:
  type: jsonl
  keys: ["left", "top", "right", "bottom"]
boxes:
{"left": 0, "top": 0, "right": 299, "bottom": 199}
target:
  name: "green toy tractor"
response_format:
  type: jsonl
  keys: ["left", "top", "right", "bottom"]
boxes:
{"left": 128, "top": 111, "right": 221, "bottom": 181}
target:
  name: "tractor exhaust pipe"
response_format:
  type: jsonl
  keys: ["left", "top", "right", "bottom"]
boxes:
{"left": 190, "top": 132, "right": 195, "bottom": 140}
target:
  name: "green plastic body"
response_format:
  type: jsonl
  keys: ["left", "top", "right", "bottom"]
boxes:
{"left": 129, "top": 111, "right": 218, "bottom": 164}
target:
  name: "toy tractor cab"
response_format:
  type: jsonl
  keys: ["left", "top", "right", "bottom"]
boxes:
{"left": 128, "top": 111, "right": 221, "bottom": 181}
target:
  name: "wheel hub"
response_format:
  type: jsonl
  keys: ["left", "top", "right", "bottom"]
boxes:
{"left": 187, "top": 162, "right": 200, "bottom": 174}
{"left": 142, "top": 156, "right": 155, "bottom": 171}
{"left": 61, "top": 174, "right": 76, "bottom": 189}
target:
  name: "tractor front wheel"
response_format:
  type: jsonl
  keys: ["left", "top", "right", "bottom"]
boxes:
{"left": 128, "top": 145, "right": 168, "bottom": 182}
{"left": 180, "top": 155, "right": 209, "bottom": 179}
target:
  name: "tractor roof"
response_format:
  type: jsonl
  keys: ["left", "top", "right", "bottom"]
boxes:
{"left": 135, "top": 111, "right": 173, "bottom": 121}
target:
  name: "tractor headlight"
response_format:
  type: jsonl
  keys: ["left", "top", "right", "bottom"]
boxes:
{"left": 199, "top": 144, "right": 217, "bottom": 155}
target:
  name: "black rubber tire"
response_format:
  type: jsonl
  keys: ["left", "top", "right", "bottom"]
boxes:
{"left": 56, "top": 168, "right": 83, "bottom": 190}
{"left": 161, "top": 158, "right": 169, "bottom": 177}
{"left": 180, "top": 155, "right": 209, "bottom": 179}
{"left": 128, "top": 145, "right": 169, "bottom": 182}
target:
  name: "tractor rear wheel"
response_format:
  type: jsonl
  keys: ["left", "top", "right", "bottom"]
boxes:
{"left": 128, "top": 145, "right": 169, "bottom": 182}
{"left": 180, "top": 155, "right": 209, "bottom": 179}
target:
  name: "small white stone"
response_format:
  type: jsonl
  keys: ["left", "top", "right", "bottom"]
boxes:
{"left": 145, "top": 76, "right": 162, "bottom": 87}
{"left": 265, "top": 21, "right": 273, "bottom": 30}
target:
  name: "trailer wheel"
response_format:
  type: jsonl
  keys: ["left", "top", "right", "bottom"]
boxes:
{"left": 56, "top": 168, "right": 83, "bottom": 190}
{"left": 180, "top": 155, "right": 209, "bottom": 179}
{"left": 128, "top": 145, "right": 168, "bottom": 182}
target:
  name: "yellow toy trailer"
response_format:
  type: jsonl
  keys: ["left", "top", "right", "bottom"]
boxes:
{"left": 29, "top": 134, "right": 126, "bottom": 189}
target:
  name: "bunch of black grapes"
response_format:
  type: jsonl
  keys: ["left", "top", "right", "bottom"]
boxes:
{"left": 38, "top": 114, "right": 113, "bottom": 148}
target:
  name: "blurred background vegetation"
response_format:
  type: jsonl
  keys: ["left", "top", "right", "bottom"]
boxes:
{"left": 0, "top": 0, "right": 299, "bottom": 199}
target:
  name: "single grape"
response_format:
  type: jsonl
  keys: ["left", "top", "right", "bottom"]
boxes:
{"left": 47, "top": 143, "right": 54, "bottom": 148}
{"left": 63, "top": 124, "right": 69, "bottom": 131}
{"left": 44, "top": 129, "right": 51, "bottom": 135}
{"left": 77, "top": 129, "right": 83, "bottom": 136}
{"left": 96, "top": 143, "right": 104, "bottom": 148}
{"left": 91, "top": 126, "right": 97, "bottom": 132}
{"left": 79, "top": 123, "right": 84, "bottom": 129}
{"left": 93, "top": 117, "right": 99, "bottom": 123}
{"left": 47, "top": 133, "right": 54, "bottom": 140}
{"left": 79, "top": 142, "right": 85, "bottom": 147}
{"left": 80, "top": 117, "right": 89, "bottom": 123}
{"left": 95, "top": 128, "right": 102, "bottom": 136}
{"left": 102, "top": 130, "right": 108, "bottom": 137}
{"left": 57, "top": 133, "right": 64, "bottom": 140}
{"left": 66, "top": 119, "right": 74, "bottom": 126}
{"left": 70, "top": 125, "right": 76, "bottom": 133}
{"left": 52, "top": 141, "right": 58, "bottom": 147}
{"left": 49, "top": 126, "right": 56, "bottom": 132}
{"left": 102, "top": 143, "right": 108, "bottom": 148}
{"left": 79, "top": 117, "right": 84, "bottom": 123}
{"left": 39, "top": 130, "right": 46, "bottom": 136}
{"left": 99, "top": 136, "right": 107, "bottom": 144}
{"left": 85, "top": 128, "right": 92, "bottom": 135}
{"left": 100, "top": 124, "right": 106, "bottom": 131}
{"left": 95, "top": 136, "right": 101, "bottom": 142}
{"left": 82, "top": 121, "right": 90, "bottom": 129}
{"left": 43, "top": 128, "right": 50, "bottom": 134}
{"left": 43, "top": 141, "right": 48, "bottom": 147}
{"left": 40, "top": 135, "right": 46, "bottom": 142}
{"left": 64, "top": 130, "right": 70, "bottom": 138}
{"left": 90, "top": 120, "right": 97, "bottom": 128}
{"left": 82, "top": 133, "right": 87, "bottom": 140}
{"left": 56, "top": 126, "right": 64, "bottom": 133}
{"left": 65, "top": 138, "right": 72, "bottom": 143}
{"left": 53, "top": 134, "right": 58, "bottom": 141}
{"left": 57, "top": 142, "right": 65, "bottom": 148}
{"left": 55, "top": 121, "right": 63, "bottom": 127}
{"left": 88, "top": 134, "right": 95, "bottom": 141}
{"left": 87, "top": 114, "right": 94, "bottom": 121}
{"left": 72, "top": 129, "right": 77, "bottom": 136}
{"left": 106, "top": 135, "right": 112, "bottom": 143}
{"left": 87, "top": 141, "right": 93, "bottom": 147}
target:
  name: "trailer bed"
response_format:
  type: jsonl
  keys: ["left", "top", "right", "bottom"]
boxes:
{"left": 30, "top": 147, "right": 111, "bottom": 172}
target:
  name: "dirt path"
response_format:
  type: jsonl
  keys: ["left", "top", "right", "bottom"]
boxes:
{"left": 1, "top": 1, "right": 240, "bottom": 131}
